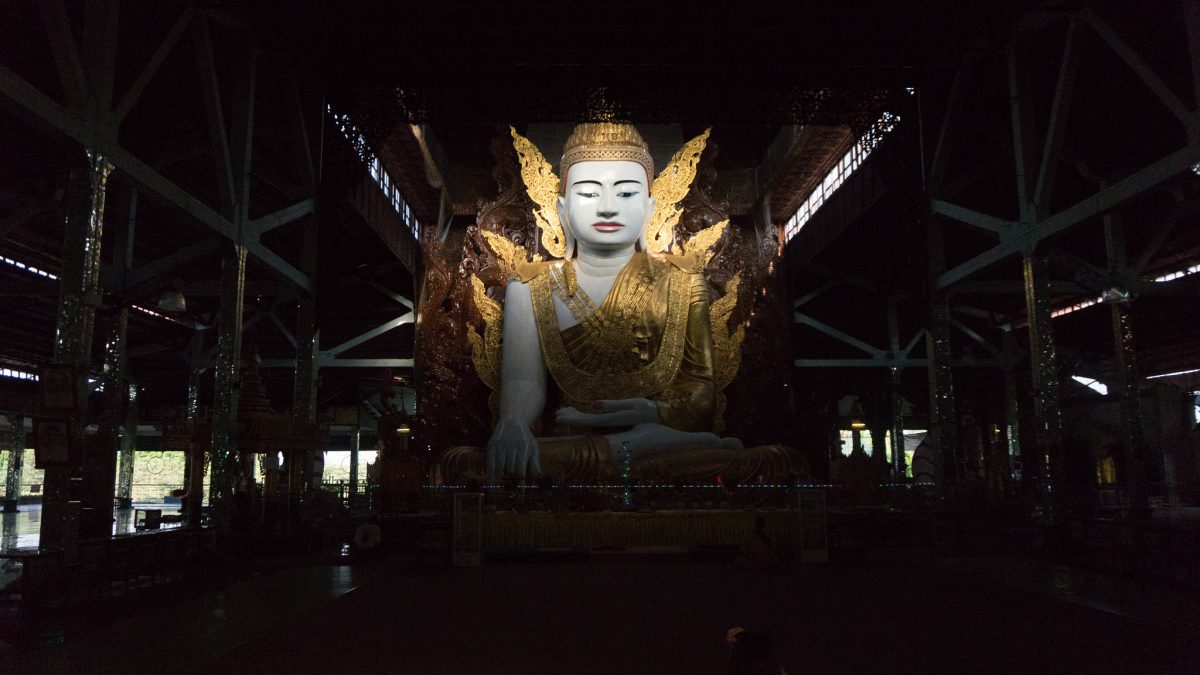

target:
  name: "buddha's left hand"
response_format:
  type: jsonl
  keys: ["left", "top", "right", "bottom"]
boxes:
{"left": 555, "top": 398, "right": 659, "bottom": 427}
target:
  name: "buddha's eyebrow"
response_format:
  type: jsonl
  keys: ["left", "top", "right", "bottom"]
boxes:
{"left": 615, "top": 180, "right": 643, "bottom": 186}
{"left": 571, "top": 180, "right": 602, "bottom": 187}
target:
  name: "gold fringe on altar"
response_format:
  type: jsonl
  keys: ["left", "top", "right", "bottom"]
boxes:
{"left": 482, "top": 510, "right": 794, "bottom": 550}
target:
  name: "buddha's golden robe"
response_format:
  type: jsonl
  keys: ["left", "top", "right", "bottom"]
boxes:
{"left": 532, "top": 251, "right": 715, "bottom": 432}
{"left": 442, "top": 252, "right": 801, "bottom": 484}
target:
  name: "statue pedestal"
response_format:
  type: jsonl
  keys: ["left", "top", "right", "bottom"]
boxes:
{"left": 481, "top": 509, "right": 794, "bottom": 552}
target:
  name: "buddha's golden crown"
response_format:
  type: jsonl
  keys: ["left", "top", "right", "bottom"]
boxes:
{"left": 560, "top": 123, "right": 654, "bottom": 187}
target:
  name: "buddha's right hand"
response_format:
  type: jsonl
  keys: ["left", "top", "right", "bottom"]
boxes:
{"left": 486, "top": 418, "right": 541, "bottom": 482}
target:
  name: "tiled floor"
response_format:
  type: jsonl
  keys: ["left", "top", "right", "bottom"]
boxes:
{"left": 8, "top": 549, "right": 1198, "bottom": 674}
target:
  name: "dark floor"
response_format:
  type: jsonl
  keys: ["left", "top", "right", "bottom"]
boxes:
{"left": 11, "top": 550, "right": 1198, "bottom": 675}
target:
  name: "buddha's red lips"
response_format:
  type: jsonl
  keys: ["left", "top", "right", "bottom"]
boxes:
{"left": 592, "top": 222, "right": 624, "bottom": 232}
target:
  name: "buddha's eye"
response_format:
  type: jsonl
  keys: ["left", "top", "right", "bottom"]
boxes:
{"left": 575, "top": 191, "right": 598, "bottom": 199}
{"left": 617, "top": 190, "right": 638, "bottom": 198}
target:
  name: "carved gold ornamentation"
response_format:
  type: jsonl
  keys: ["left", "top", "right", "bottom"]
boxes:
{"left": 528, "top": 254, "right": 691, "bottom": 405}
{"left": 511, "top": 125, "right": 711, "bottom": 260}
{"left": 673, "top": 218, "right": 728, "bottom": 262}
{"left": 468, "top": 274, "right": 503, "bottom": 392}
{"left": 480, "top": 229, "right": 540, "bottom": 277}
{"left": 509, "top": 127, "right": 565, "bottom": 258}
{"left": 710, "top": 275, "right": 745, "bottom": 392}
{"left": 647, "top": 129, "right": 711, "bottom": 253}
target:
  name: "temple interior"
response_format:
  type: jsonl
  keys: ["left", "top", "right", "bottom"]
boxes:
{"left": 2, "top": 1, "right": 1199, "bottom": 672}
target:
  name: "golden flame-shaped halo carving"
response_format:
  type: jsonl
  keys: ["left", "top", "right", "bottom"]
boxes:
{"left": 647, "top": 129, "right": 711, "bottom": 254}
{"left": 480, "top": 229, "right": 541, "bottom": 277}
{"left": 710, "top": 274, "right": 746, "bottom": 392}
{"left": 511, "top": 125, "right": 711, "bottom": 260}
{"left": 509, "top": 127, "right": 565, "bottom": 259}
{"left": 673, "top": 218, "right": 728, "bottom": 262}
{"left": 468, "top": 274, "right": 503, "bottom": 391}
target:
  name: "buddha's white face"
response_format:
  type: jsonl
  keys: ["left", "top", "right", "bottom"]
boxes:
{"left": 558, "top": 160, "right": 655, "bottom": 255}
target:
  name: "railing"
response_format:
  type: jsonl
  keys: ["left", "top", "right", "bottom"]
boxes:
{"left": 318, "top": 481, "right": 373, "bottom": 507}
{"left": 126, "top": 482, "right": 187, "bottom": 504}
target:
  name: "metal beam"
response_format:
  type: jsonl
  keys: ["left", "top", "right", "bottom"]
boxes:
{"left": 792, "top": 279, "right": 837, "bottom": 309}
{"left": 931, "top": 199, "right": 1013, "bottom": 235}
{"left": 82, "top": 0, "right": 120, "bottom": 122}
{"left": 127, "top": 344, "right": 173, "bottom": 358}
{"left": 325, "top": 313, "right": 415, "bottom": 356}
{"left": 929, "top": 39, "right": 984, "bottom": 192}
{"left": 260, "top": 357, "right": 414, "bottom": 369}
{"left": 0, "top": 63, "right": 86, "bottom": 137}
{"left": 952, "top": 280, "right": 1079, "bottom": 295}
{"left": 794, "top": 312, "right": 883, "bottom": 358}
{"left": 1186, "top": 0, "right": 1200, "bottom": 110}
{"left": 191, "top": 18, "right": 236, "bottom": 214}
{"left": 1034, "top": 17, "right": 1080, "bottom": 214}
{"left": 37, "top": 0, "right": 86, "bottom": 108}
{"left": 0, "top": 204, "right": 56, "bottom": 239}
{"left": 268, "top": 311, "right": 297, "bottom": 348}
{"left": 0, "top": 66, "right": 313, "bottom": 291}
{"left": 113, "top": 6, "right": 195, "bottom": 124}
{"left": 365, "top": 280, "right": 414, "bottom": 309}
{"left": 112, "top": 237, "right": 221, "bottom": 290}
{"left": 948, "top": 317, "right": 1003, "bottom": 358}
{"left": 937, "top": 140, "right": 1200, "bottom": 289}
{"left": 1082, "top": 9, "right": 1192, "bottom": 127}
{"left": 1007, "top": 39, "right": 1038, "bottom": 224}
{"left": 794, "top": 358, "right": 1006, "bottom": 368}
{"left": 250, "top": 198, "right": 314, "bottom": 236}
{"left": 902, "top": 328, "right": 926, "bottom": 357}
{"left": 798, "top": 261, "right": 892, "bottom": 296}
{"left": 1045, "top": 245, "right": 1110, "bottom": 294}
{"left": 278, "top": 60, "right": 316, "bottom": 190}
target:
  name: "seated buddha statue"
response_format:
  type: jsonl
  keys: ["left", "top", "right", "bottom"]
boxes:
{"left": 445, "top": 123, "right": 798, "bottom": 485}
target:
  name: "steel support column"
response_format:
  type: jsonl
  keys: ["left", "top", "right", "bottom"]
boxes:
{"left": 41, "top": 151, "right": 111, "bottom": 553}
{"left": 1001, "top": 330, "right": 1022, "bottom": 489}
{"left": 1022, "top": 253, "right": 1063, "bottom": 518}
{"left": 926, "top": 296, "right": 959, "bottom": 492}
{"left": 209, "top": 246, "right": 246, "bottom": 531}
{"left": 288, "top": 295, "right": 319, "bottom": 531}
{"left": 1111, "top": 305, "right": 1148, "bottom": 509}
{"left": 3, "top": 415, "right": 24, "bottom": 513}
{"left": 185, "top": 365, "right": 206, "bottom": 527}
{"left": 104, "top": 308, "right": 132, "bottom": 510}
{"left": 116, "top": 381, "right": 137, "bottom": 506}
{"left": 349, "top": 426, "right": 360, "bottom": 511}
{"left": 77, "top": 308, "right": 126, "bottom": 540}
{"left": 889, "top": 368, "right": 907, "bottom": 479}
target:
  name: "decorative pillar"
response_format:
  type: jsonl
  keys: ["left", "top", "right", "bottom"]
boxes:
{"left": 289, "top": 296, "right": 319, "bottom": 531}
{"left": 116, "top": 382, "right": 138, "bottom": 506}
{"left": 1111, "top": 305, "right": 1148, "bottom": 509}
{"left": 209, "top": 246, "right": 247, "bottom": 531}
{"left": 1022, "top": 252, "right": 1064, "bottom": 519}
{"left": 101, "top": 307, "right": 131, "bottom": 510}
{"left": 41, "top": 151, "right": 112, "bottom": 553}
{"left": 889, "top": 368, "right": 907, "bottom": 479}
{"left": 926, "top": 295, "right": 958, "bottom": 493}
{"left": 78, "top": 310, "right": 126, "bottom": 538}
{"left": 185, "top": 366, "right": 207, "bottom": 527}
{"left": 3, "top": 415, "right": 24, "bottom": 513}
{"left": 349, "top": 426, "right": 360, "bottom": 510}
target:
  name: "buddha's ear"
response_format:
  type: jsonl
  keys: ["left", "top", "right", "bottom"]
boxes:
{"left": 638, "top": 195, "right": 657, "bottom": 252}
{"left": 557, "top": 194, "right": 576, "bottom": 259}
